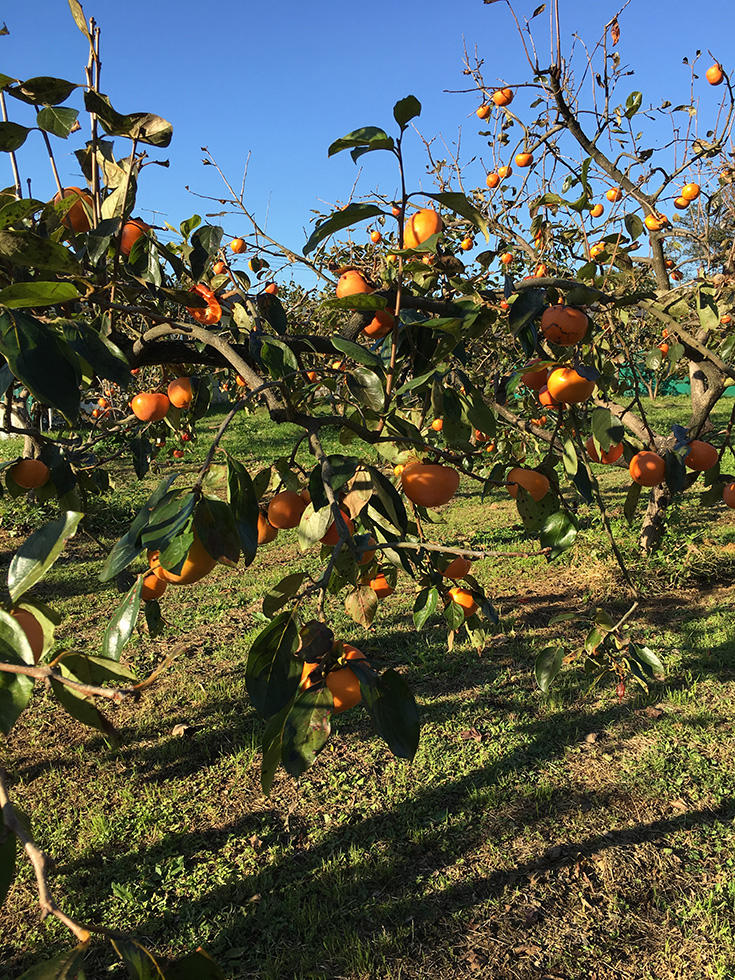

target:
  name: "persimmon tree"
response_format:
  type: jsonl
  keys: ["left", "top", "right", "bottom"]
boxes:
{"left": 1, "top": 0, "right": 735, "bottom": 972}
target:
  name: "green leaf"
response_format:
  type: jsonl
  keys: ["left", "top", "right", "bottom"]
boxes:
{"left": 353, "top": 662, "right": 420, "bottom": 759}
{"left": 194, "top": 497, "right": 240, "bottom": 565}
{"left": 83, "top": 90, "right": 173, "bottom": 146}
{"left": 68, "top": 0, "right": 91, "bottom": 40}
{"left": 422, "top": 191, "right": 490, "bottom": 242}
{"left": 0, "top": 281, "right": 80, "bottom": 309}
{"left": 413, "top": 586, "right": 438, "bottom": 630}
{"left": 0, "top": 121, "right": 31, "bottom": 151}
{"left": 624, "top": 91, "right": 643, "bottom": 118}
{"left": 0, "top": 196, "right": 45, "bottom": 230}
{"left": 99, "top": 476, "right": 177, "bottom": 582}
{"left": 0, "top": 610, "right": 35, "bottom": 735}
{"left": 36, "top": 106, "right": 79, "bottom": 138}
{"left": 664, "top": 449, "right": 687, "bottom": 495}
{"left": 0, "top": 310, "right": 80, "bottom": 420}
{"left": 140, "top": 492, "right": 195, "bottom": 553}
{"left": 227, "top": 456, "right": 259, "bottom": 565}
{"left": 509, "top": 287, "right": 545, "bottom": 337}
{"left": 246, "top": 611, "right": 301, "bottom": 718}
{"left": 111, "top": 937, "right": 165, "bottom": 980}
{"left": 281, "top": 686, "right": 333, "bottom": 777}
{"left": 535, "top": 644, "right": 564, "bottom": 692}
{"left": 260, "top": 335, "right": 299, "bottom": 379}
{"left": 330, "top": 334, "right": 383, "bottom": 368}
{"left": 189, "top": 224, "right": 223, "bottom": 281}
{"left": 0, "top": 230, "right": 80, "bottom": 273}
{"left": 631, "top": 643, "right": 664, "bottom": 678}
{"left": 591, "top": 407, "right": 624, "bottom": 451}
{"left": 463, "top": 387, "right": 496, "bottom": 439}
{"left": 51, "top": 676, "right": 118, "bottom": 743}
{"left": 8, "top": 512, "right": 82, "bottom": 603}
{"left": 345, "top": 586, "right": 378, "bottom": 628}
{"left": 61, "top": 320, "right": 130, "bottom": 387}
{"left": 0, "top": 807, "right": 16, "bottom": 907}
{"left": 304, "top": 203, "right": 385, "bottom": 255}
{"left": 368, "top": 468, "right": 408, "bottom": 535}
{"left": 100, "top": 575, "right": 143, "bottom": 662}
{"left": 327, "top": 126, "right": 394, "bottom": 159}
{"left": 165, "top": 948, "right": 225, "bottom": 980}
{"left": 15, "top": 944, "right": 87, "bottom": 979}
{"left": 562, "top": 438, "right": 578, "bottom": 477}
{"left": 263, "top": 573, "right": 307, "bottom": 619}
{"left": 624, "top": 213, "right": 644, "bottom": 241}
{"left": 297, "top": 503, "right": 333, "bottom": 551}
{"left": 514, "top": 484, "right": 557, "bottom": 534}
{"left": 393, "top": 95, "right": 422, "bottom": 128}
{"left": 539, "top": 510, "right": 578, "bottom": 560}
{"left": 8, "top": 76, "right": 77, "bottom": 106}
{"left": 323, "top": 293, "right": 387, "bottom": 312}
{"left": 347, "top": 366, "right": 384, "bottom": 412}
{"left": 58, "top": 653, "right": 135, "bottom": 686}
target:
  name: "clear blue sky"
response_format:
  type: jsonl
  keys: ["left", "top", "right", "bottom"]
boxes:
{"left": 3, "top": 0, "right": 734, "bottom": 282}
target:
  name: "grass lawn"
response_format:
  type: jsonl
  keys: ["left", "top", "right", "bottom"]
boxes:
{"left": 2, "top": 396, "right": 735, "bottom": 979}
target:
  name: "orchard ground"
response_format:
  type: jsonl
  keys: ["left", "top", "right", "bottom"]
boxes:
{"left": 3, "top": 396, "right": 735, "bottom": 980}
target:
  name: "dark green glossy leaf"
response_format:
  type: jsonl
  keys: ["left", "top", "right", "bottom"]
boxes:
{"left": 0, "top": 311, "right": 80, "bottom": 419}
{"left": 330, "top": 334, "right": 383, "bottom": 367}
{"left": 83, "top": 90, "right": 173, "bottom": 146}
{"left": 99, "top": 476, "right": 177, "bottom": 582}
{"left": 101, "top": 575, "right": 143, "bottom": 661}
{"left": 8, "top": 76, "right": 77, "bottom": 106}
{"left": 664, "top": 449, "right": 687, "bottom": 494}
{"left": 347, "top": 366, "right": 384, "bottom": 411}
{"left": 165, "top": 948, "right": 225, "bottom": 980}
{"left": 539, "top": 510, "right": 578, "bottom": 560}
{"left": 36, "top": 106, "right": 79, "bottom": 138}
{"left": 246, "top": 611, "right": 301, "bottom": 718}
{"left": 281, "top": 685, "right": 333, "bottom": 777}
{"left": 263, "top": 572, "right": 307, "bottom": 619}
{"left": 327, "top": 127, "right": 394, "bottom": 159}
{"left": 591, "top": 407, "right": 624, "bottom": 451}
{"left": 304, "top": 203, "right": 385, "bottom": 255}
{"left": 422, "top": 191, "right": 490, "bottom": 242}
{"left": 0, "top": 230, "right": 80, "bottom": 273}
{"left": 189, "top": 224, "right": 223, "bottom": 281}
{"left": 227, "top": 456, "right": 259, "bottom": 565}
{"left": 260, "top": 335, "right": 298, "bottom": 379}
{"left": 0, "top": 196, "right": 44, "bottom": 230}
{"left": 0, "top": 281, "right": 80, "bottom": 309}
{"left": 413, "top": 586, "right": 438, "bottom": 630}
{"left": 535, "top": 644, "right": 564, "bottom": 692}
{"left": 8, "top": 512, "right": 82, "bottom": 603}
{"left": 0, "top": 121, "right": 31, "bottom": 151}
{"left": 509, "top": 287, "right": 546, "bottom": 336}
{"left": 59, "top": 653, "right": 135, "bottom": 686}
{"left": 194, "top": 497, "right": 240, "bottom": 565}
{"left": 50, "top": 677, "right": 118, "bottom": 743}
{"left": 393, "top": 95, "right": 422, "bottom": 128}
{"left": 140, "top": 492, "right": 195, "bottom": 552}
{"left": 353, "top": 662, "right": 420, "bottom": 759}
{"left": 15, "top": 944, "right": 86, "bottom": 979}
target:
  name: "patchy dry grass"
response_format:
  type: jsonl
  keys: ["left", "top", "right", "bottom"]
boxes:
{"left": 2, "top": 398, "right": 735, "bottom": 979}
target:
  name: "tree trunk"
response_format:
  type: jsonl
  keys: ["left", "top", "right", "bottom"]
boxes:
{"left": 639, "top": 484, "right": 671, "bottom": 553}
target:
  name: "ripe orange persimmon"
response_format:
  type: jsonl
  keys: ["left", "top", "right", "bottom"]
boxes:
{"left": 141, "top": 573, "right": 167, "bottom": 601}
{"left": 681, "top": 182, "right": 700, "bottom": 201}
{"left": 431, "top": 418, "right": 443, "bottom": 432}
{"left": 538, "top": 385, "right": 561, "bottom": 408}
{"left": 590, "top": 203, "right": 604, "bottom": 218}
{"left": 606, "top": 188, "right": 622, "bottom": 202}
{"left": 720, "top": 314, "right": 732, "bottom": 325}
{"left": 187, "top": 283, "right": 222, "bottom": 325}
{"left": 443, "top": 556, "right": 471, "bottom": 579}
{"left": 9, "top": 457, "right": 50, "bottom": 491}
{"left": 149, "top": 533, "right": 216, "bottom": 585}
{"left": 585, "top": 437, "right": 623, "bottom": 464}
{"left": 476, "top": 104, "right": 491, "bottom": 119}
{"left": 460, "top": 237, "right": 473, "bottom": 251}
{"left": 120, "top": 218, "right": 150, "bottom": 257}
{"left": 131, "top": 392, "right": 170, "bottom": 422}
{"left": 363, "top": 309, "right": 394, "bottom": 339}
{"left": 264, "top": 282, "right": 278, "bottom": 295}
{"left": 306, "top": 370, "right": 318, "bottom": 382}
{"left": 172, "top": 449, "right": 184, "bottom": 459}
{"left": 53, "top": 186, "right": 93, "bottom": 233}
{"left": 674, "top": 197, "right": 689, "bottom": 210}
{"left": 706, "top": 63, "right": 723, "bottom": 85}
{"left": 370, "top": 230, "right": 382, "bottom": 243}
{"left": 403, "top": 208, "right": 442, "bottom": 249}
{"left": 540, "top": 305, "right": 589, "bottom": 346}
{"left": 167, "top": 377, "right": 193, "bottom": 410}
{"left": 629, "top": 451, "right": 666, "bottom": 487}
{"left": 645, "top": 213, "right": 669, "bottom": 231}
{"left": 546, "top": 367, "right": 596, "bottom": 404}
{"left": 515, "top": 152, "right": 533, "bottom": 167}
{"left": 448, "top": 586, "right": 478, "bottom": 619}
{"left": 212, "top": 260, "right": 226, "bottom": 275}
{"left": 10, "top": 608, "right": 44, "bottom": 662}
{"left": 492, "top": 88, "right": 514, "bottom": 107}
{"left": 336, "top": 270, "right": 371, "bottom": 298}
{"left": 500, "top": 251, "right": 514, "bottom": 264}
{"left": 486, "top": 172, "right": 500, "bottom": 189}
{"left": 521, "top": 360, "right": 549, "bottom": 391}
{"left": 268, "top": 491, "right": 307, "bottom": 529}
{"left": 257, "top": 512, "right": 278, "bottom": 544}
{"left": 684, "top": 440, "right": 718, "bottom": 471}
{"left": 659, "top": 342, "right": 669, "bottom": 355}
{"left": 506, "top": 467, "right": 550, "bottom": 502}
{"left": 301, "top": 643, "right": 367, "bottom": 713}
{"left": 366, "top": 572, "right": 393, "bottom": 599}
{"left": 321, "top": 510, "right": 355, "bottom": 546}
{"left": 497, "top": 165, "right": 512, "bottom": 179}
{"left": 723, "top": 482, "right": 735, "bottom": 508}
{"left": 401, "top": 463, "right": 460, "bottom": 508}
{"left": 230, "top": 237, "right": 246, "bottom": 253}
{"left": 590, "top": 242, "right": 606, "bottom": 260}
